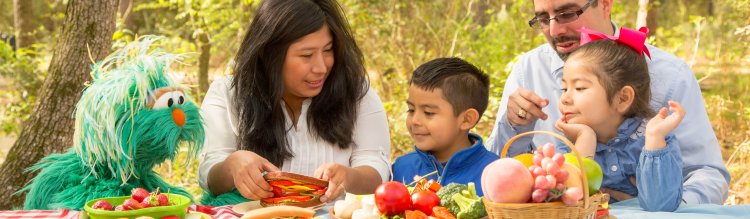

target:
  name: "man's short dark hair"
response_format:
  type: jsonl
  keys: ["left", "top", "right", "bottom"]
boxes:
{"left": 410, "top": 57, "right": 490, "bottom": 119}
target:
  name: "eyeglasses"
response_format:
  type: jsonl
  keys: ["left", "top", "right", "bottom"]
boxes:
{"left": 528, "top": 0, "right": 596, "bottom": 30}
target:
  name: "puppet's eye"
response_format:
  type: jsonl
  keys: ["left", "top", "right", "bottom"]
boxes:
{"left": 153, "top": 91, "right": 185, "bottom": 109}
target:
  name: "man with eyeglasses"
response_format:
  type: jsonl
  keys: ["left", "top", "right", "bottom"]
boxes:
{"left": 485, "top": 0, "right": 730, "bottom": 205}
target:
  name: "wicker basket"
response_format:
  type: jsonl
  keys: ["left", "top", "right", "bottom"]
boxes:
{"left": 483, "top": 131, "right": 610, "bottom": 219}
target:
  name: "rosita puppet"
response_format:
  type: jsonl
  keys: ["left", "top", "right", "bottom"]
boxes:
{"left": 20, "top": 36, "right": 204, "bottom": 210}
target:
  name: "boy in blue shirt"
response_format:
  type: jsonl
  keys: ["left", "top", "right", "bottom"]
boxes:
{"left": 392, "top": 58, "right": 500, "bottom": 197}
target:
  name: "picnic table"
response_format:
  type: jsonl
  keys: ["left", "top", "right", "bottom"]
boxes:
{"left": 2, "top": 200, "right": 749, "bottom": 219}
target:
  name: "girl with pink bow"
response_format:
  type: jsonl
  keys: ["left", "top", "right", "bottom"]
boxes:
{"left": 554, "top": 26, "right": 685, "bottom": 212}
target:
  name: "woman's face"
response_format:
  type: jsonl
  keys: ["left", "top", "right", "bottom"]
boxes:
{"left": 282, "top": 24, "right": 335, "bottom": 100}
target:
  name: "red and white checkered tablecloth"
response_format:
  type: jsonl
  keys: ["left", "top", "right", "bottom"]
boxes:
{"left": 0, "top": 205, "right": 243, "bottom": 219}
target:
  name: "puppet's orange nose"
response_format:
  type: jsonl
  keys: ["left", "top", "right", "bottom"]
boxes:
{"left": 172, "top": 108, "right": 185, "bottom": 127}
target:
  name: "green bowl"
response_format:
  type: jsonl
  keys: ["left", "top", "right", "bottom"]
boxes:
{"left": 84, "top": 194, "right": 190, "bottom": 219}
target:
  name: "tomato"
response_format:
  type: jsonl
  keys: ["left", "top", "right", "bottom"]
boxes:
{"left": 374, "top": 181, "right": 411, "bottom": 216}
{"left": 410, "top": 191, "right": 440, "bottom": 216}
{"left": 309, "top": 188, "right": 327, "bottom": 196}
{"left": 432, "top": 206, "right": 455, "bottom": 219}
{"left": 272, "top": 186, "right": 285, "bottom": 197}
{"left": 408, "top": 210, "right": 428, "bottom": 219}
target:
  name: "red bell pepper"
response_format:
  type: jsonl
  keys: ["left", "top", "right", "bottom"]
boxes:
{"left": 261, "top": 196, "right": 313, "bottom": 203}
{"left": 269, "top": 180, "right": 301, "bottom": 186}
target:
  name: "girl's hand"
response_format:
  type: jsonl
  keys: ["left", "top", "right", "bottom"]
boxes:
{"left": 314, "top": 163, "right": 348, "bottom": 203}
{"left": 646, "top": 101, "right": 686, "bottom": 139}
{"left": 555, "top": 115, "right": 594, "bottom": 142}
{"left": 224, "top": 150, "right": 280, "bottom": 200}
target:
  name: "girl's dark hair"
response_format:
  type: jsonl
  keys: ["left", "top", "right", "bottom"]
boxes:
{"left": 569, "top": 39, "right": 654, "bottom": 119}
{"left": 231, "top": 0, "right": 368, "bottom": 167}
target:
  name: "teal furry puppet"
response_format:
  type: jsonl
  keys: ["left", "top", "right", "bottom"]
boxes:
{"left": 19, "top": 36, "right": 204, "bottom": 210}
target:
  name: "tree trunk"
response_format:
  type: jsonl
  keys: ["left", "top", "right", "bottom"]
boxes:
{"left": 647, "top": 0, "right": 659, "bottom": 36}
{"left": 0, "top": 0, "right": 119, "bottom": 210}
{"left": 13, "top": 0, "right": 34, "bottom": 49}
{"left": 636, "top": 0, "right": 650, "bottom": 29}
{"left": 197, "top": 31, "right": 211, "bottom": 102}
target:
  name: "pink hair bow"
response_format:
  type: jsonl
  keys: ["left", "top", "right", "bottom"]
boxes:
{"left": 577, "top": 26, "right": 651, "bottom": 59}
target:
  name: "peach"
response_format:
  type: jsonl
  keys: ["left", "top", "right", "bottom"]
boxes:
{"left": 481, "top": 158, "right": 534, "bottom": 203}
{"left": 559, "top": 163, "right": 583, "bottom": 192}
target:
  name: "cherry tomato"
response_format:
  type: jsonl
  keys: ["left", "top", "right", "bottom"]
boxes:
{"left": 410, "top": 191, "right": 440, "bottom": 216}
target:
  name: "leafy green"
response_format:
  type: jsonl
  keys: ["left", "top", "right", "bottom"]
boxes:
{"left": 435, "top": 183, "right": 468, "bottom": 216}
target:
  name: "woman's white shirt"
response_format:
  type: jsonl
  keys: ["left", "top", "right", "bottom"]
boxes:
{"left": 197, "top": 76, "right": 392, "bottom": 191}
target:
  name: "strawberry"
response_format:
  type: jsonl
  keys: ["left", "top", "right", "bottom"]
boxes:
{"left": 155, "top": 193, "right": 169, "bottom": 206}
{"left": 122, "top": 198, "right": 144, "bottom": 210}
{"left": 141, "top": 194, "right": 159, "bottom": 208}
{"left": 159, "top": 216, "right": 181, "bottom": 219}
{"left": 114, "top": 205, "right": 125, "bottom": 211}
{"left": 91, "top": 200, "right": 113, "bottom": 211}
{"left": 131, "top": 188, "right": 150, "bottom": 202}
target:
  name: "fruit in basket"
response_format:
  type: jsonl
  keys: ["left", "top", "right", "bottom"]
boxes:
{"left": 559, "top": 163, "right": 583, "bottom": 191}
{"left": 91, "top": 200, "right": 113, "bottom": 211}
{"left": 131, "top": 188, "right": 151, "bottom": 203}
{"left": 481, "top": 158, "right": 533, "bottom": 203}
{"left": 122, "top": 198, "right": 144, "bottom": 210}
{"left": 512, "top": 153, "right": 535, "bottom": 168}
{"left": 410, "top": 191, "right": 440, "bottom": 216}
{"left": 562, "top": 187, "right": 584, "bottom": 207}
{"left": 374, "top": 181, "right": 411, "bottom": 216}
{"left": 564, "top": 153, "right": 603, "bottom": 195}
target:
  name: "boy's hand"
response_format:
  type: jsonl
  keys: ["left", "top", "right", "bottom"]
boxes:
{"left": 646, "top": 101, "right": 685, "bottom": 139}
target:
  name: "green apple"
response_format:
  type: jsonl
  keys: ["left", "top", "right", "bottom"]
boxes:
{"left": 563, "top": 153, "right": 603, "bottom": 195}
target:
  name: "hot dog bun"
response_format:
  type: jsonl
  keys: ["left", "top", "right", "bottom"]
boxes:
{"left": 240, "top": 206, "right": 316, "bottom": 219}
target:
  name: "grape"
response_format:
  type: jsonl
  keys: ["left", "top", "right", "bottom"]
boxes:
{"left": 532, "top": 166, "right": 547, "bottom": 178}
{"left": 535, "top": 176, "right": 550, "bottom": 190}
{"left": 532, "top": 189, "right": 548, "bottom": 203}
{"left": 552, "top": 153, "right": 565, "bottom": 166}
{"left": 541, "top": 157, "right": 552, "bottom": 169}
{"left": 533, "top": 149, "right": 544, "bottom": 157}
{"left": 561, "top": 193, "right": 579, "bottom": 207}
{"left": 555, "top": 183, "right": 566, "bottom": 191}
{"left": 543, "top": 144, "right": 556, "bottom": 158}
{"left": 529, "top": 165, "right": 539, "bottom": 173}
{"left": 555, "top": 169, "right": 569, "bottom": 182}
{"left": 545, "top": 162, "right": 560, "bottom": 176}
{"left": 545, "top": 175, "right": 557, "bottom": 187}
{"left": 532, "top": 154, "right": 544, "bottom": 166}
{"left": 563, "top": 187, "right": 584, "bottom": 207}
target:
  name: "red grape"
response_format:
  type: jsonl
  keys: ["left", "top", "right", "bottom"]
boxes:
{"left": 532, "top": 166, "right": 547, "bottom": 178}
{"left": 545, "top": 162, "right": 560, "bottom": 176}
{"left": 552, "top": 153, "right": 565, "bottom": 166}
{"left": 532, "top": 189, "right": 548, "bottom": 203}
{"left": 555, "top": 169, "right": 569, "bottom": 182}
{"left": 532, "top": 154, "right": 544, "bottom": 166}
{"left": 555, "top": 183, "right": 566, "bottom": 191}
{"left": 535, "top": 176, "right": 550, "bottom": 190}
{"left": 534, "top": 149, "right": 544, "bottom": 157}
{"left": 543, "top": 144, "right": 556, "bottom": 158}
{"left": 566, "top": 187, "right": 584, "bottom": 201}
{"left": 561, "top": 193, "right": 579, "bottom": 207}
{"left": 541, "top": 157, "right": 552, "bottom": 169}
{"left": 545, "top": 175, "right": 557, "bottom": 187}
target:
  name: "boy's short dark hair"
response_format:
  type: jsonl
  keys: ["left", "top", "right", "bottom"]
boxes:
{"left": 410, "top": 57, "right": 490, "bottom": 119}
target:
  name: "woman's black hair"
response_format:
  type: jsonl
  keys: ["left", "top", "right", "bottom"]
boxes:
{"left": 231, "top": 0, "right": 368, "bottom": 167}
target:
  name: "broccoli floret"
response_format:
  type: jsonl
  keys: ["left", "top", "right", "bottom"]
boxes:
{"left": 435, "top": 183, "right": 468, "bottom": 216}
{"left": 450, "top": 183, "right": 487, "bottom": 219}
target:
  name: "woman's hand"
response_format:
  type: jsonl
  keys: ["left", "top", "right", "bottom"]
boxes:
{"left": 314, "top": 163, "right": 349, "bottom": 203}
{"left": 224, "top": 150, "right": 281, "bottom": 200}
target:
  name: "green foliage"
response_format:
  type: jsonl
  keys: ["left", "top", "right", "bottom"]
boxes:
{"left": 0, "top": 41, "right": 45, "bottom": 135}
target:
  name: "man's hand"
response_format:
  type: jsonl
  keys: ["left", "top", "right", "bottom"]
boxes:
{"left": 507, "top": 88, "right": 550, "bottom": 126}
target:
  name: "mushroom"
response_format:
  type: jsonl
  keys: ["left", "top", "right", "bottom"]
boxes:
{"left": 351, "top": 196, "right": 380, "bottom": 219}
{"left": 334, "top": 193, "right": 363, "bottom": 219}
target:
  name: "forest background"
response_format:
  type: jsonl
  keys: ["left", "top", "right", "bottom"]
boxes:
{"left": 0, "top": 0, "right": 748, "bottom": 207}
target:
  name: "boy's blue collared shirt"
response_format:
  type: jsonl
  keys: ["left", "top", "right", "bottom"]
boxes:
{"left": 556, "top": 118, "right": 684, "bottom": 212}
{"left": 392, "top": 133, "right": 500, "bottom": 197}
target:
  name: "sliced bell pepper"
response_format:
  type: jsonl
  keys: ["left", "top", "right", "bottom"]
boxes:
{"left": 301, "top": 184, "right": 325, "bottom": 190}
{"left": 596, "top": 209, "right": 609, "bottom": 217}
{"left": 309, "top": 188, "right": 327, "bottom": 196}
{"left": 276, "top": 185, "right": 316, "bottom": 193}
{"left": 424, "top": 180, "right": 442, "bottom": 192}
{"left": 265, "top": 196, "right": 313, "bottom": 203}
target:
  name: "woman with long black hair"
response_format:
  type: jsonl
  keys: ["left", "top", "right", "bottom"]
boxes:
{"left": 198, "top": 0, "right": 391, "bottom": 205}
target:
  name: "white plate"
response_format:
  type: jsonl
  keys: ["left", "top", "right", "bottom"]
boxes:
{"left": 232, "top": 201, "right": 326, "bottom": 215}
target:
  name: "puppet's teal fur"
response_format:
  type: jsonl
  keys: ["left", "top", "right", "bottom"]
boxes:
{"left": 199, "top": 190, "right": 251, "bottom": 207}
{"left": 19, "top": 36, "right": 204, "bottom": 210}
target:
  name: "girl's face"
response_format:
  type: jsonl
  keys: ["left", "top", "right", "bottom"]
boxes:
{"left": 559, "top": 57, "right": 623, "bottom": 131}
{"left": 282, "top": 24, "right": 335, "bottom": 99}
